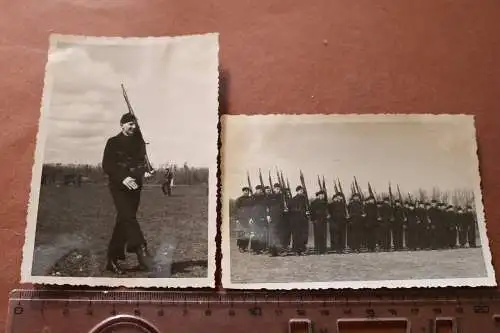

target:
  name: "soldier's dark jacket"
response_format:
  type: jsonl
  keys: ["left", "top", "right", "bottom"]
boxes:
{"left": 364, "top": 200, "right": 378, "bottom": 226}
{"left": 406, "top": 206, "right": 418, "bottom": 226}
{"left": 427, "top": 205, "right": 441, "bottom": 228}
{"left": 379, "top": 202, "right": 393, "bottom": 222}
{"left": 251, "top": 193, "right": 268, "bottom": 221}
{"left": 289, "top": 193, "right": 309, "bottom": 217}
{"left": 267, "top": 193, "right": 285, "bottom": 221}
{"left": 348, "top": 200, "right": 363, "bottom": 219}
{"left": 310, "top": 198, "right": 329, "bottom": 221}
{"left": 416, "top": 204, "right": 428, "bottom": 225}
{"left": 102, "top": 132, "right": 146, "bottom": 189}
{"left": 393, "top": 205, "right": 405, "bottom": 224}
{"left": 328, "top": 199, "right": 347, "bottom": 221}
{"left": 235, "top": 195, "right": 254, "bottom": 223}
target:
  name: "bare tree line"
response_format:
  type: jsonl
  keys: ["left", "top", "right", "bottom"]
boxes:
{"left": 40, "top": 162, "right": 208, "bottom": 186}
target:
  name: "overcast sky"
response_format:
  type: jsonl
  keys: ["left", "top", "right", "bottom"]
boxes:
{"left": 41, "top": 34, "right": 218, "bottom": 168}
{"left": 222, "top": 115, "right": 481, "bottom": 199}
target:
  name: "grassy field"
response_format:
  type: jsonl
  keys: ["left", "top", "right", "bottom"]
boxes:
{"left": 31, "top": 183, "right": 209, "bottom": 278}
{"left": 229, "top": 227, "right": 488, "bottom": 284}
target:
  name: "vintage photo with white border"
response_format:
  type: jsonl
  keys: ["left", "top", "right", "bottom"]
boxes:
{"left": 21, "top": 33, "right": 219, "bottom": 287}
{"left": 221, "top": 114, "right": 496, "bottom": 289}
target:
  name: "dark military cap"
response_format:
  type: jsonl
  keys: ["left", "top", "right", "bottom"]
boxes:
{"left": 316, "top": 190, "right": 325, "bottom": 196}
{"left": 273, "top": 183, "right": 281, "bottom": 188}
{"left": 383, "top": 196, "right": 390, "bottom": 201}
{"left": 466, "top": 204, "right": 473, "bottom": 209}
{"left": 120, "top": 113, "right": 137, "bottom": 125}
{"left": 332, "top": 193, "right": 343, "bottom": 200}
{"left": 264, "top": 186, "right": 271, "bottom": 190}
{"left": 431, "top": 199, "right": 438, "bottom": 203}
{"left": 242, "top": 186, "right": 250, "bottom": 192}
{"left": 447, "top": 204, "right": 454, "bottom": 209}
{"left": 296, "top": 185, "right": 303, "bottom": 191}
{"left": 255, "top": 185, "right": 263, "bottom": 190}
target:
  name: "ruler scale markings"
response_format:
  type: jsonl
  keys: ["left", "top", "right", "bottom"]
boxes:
{"left": 7, "top": 290, "right": 500, "bottom": 333}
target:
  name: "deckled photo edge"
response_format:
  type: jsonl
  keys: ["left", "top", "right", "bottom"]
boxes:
{"left": 223, "top": 276, "right": 497, "bottom": 291}
{"left": 220, "top": 116, "right": 232, "bottom": 287}
{"left": 206, "top": 33, "right": 220, "bottom": 288}
{"left": 469, "top": 116, "right": 496, "bottom": 284}
{"left": 21, "top": 35, "right": 60, "bottom": 282}
{"left": 219, "top": 113, "right": 496, "bottom": 290}
{"left": 27, "top": 276, "right": 215, "bottom": 288}
{"left": 221, "top": 113, "right": 475, "bottom": 125}
{"left": 21, "top": 33, "right": 220, "bottom": 288}
{"left": 48, "top": 32, "right": 220, "bottom": 45}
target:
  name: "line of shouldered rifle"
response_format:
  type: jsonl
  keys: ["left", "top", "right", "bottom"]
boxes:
{"left": 120, "top": 83, "right": 154, "bottom": 174}
{"left": 242, "top": 169, "right": 475, "bottom": 217}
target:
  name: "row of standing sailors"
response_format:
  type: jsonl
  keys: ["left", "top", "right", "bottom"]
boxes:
{"left": 234, "top": 184, "right": 478, "bottom": 256}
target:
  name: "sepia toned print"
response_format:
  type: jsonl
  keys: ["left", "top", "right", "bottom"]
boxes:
{"left": 221, "top": 114, "right": 495, "bottom": 289}
{"left": 21, "top": 33, "right": 219, "bottom": 287}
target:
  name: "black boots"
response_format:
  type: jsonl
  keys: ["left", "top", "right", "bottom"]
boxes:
{"left": 106, "top": 244, "right": 153, "bottom": 274}
{"left": 136, "top": 244, "right": 153, "bottom": 271}
{"left": 106, "top": 259, "right": 125, "bottom": 275}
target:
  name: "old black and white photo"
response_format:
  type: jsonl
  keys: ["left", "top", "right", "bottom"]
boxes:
{"left": 21, "top": 34, "right": 219, "bottom": 287}
{"left": 221, "top": 114, "right": 495, "bottom": 289}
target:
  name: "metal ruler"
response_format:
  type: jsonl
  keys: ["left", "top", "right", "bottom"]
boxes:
{"left": 6, "top": 289, "right": 500, "bottom": 333}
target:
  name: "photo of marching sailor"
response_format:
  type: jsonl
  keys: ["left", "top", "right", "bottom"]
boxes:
{"left": 21, "top": 33, "right": 219, "bottom": 288}
{"left": 221, "top": 114, "right": 496, "bottom": 289}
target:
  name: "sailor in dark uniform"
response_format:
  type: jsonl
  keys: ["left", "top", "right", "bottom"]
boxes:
{"left": 289, "top": 186, "right": 310, "bottom": 255}
{"left": 102, "top": 113, "right": 153, "bottom": 274}
{"left": 234, "top": 187, "right": 253, "bottom": 251}
{"left": 249, "top": 185, "right": 268, "bottom": 253}
{"left": 310, "top": 190, "right": 329, "bottom": 254}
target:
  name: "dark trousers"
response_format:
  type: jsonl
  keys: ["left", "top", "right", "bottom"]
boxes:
{"left": 269, "top": 214, "right": 283, "bottom": 250}
{"left": 458, "top": 225, "right": 467, "bottom": 246}
{"left": 467, "top": 223, "right": 476, "bottom": 247}
{"left": 236, "top": 219, "right": 250, "bottom": 251}
{"left": 313, "top": 219, "right": 327, "bottom": 253}
{"left": 249, "top": 218, "right": 268, "bottom": 252}
{"left": 378, "top": 222, "right": 391, "bottom": 251}
{"left": 448, "top": 226, "right": 457, "bottom": 248}
{"left": 406, "top": 224, "right": 418, "bottom": 250}
{"left": 291, "top": 215, "right": 308, "bottom": 253}
{"left": 107, "top": 186, "right": 146, "bottom": 260}
{"left": 330, "top": 220, "right": 346, "bottom": 252}
{"left": 365, "top": 223, "right": 377, "bottom": 251}
{"left": 280, "top": 216, "right": 292, "bottom": 248}
{"left": 162, "top": 181, "right": 172, "bottom": 196}
{"left": 348, "top": 218, "right": 362, "bottom": 251}
{"left": 392, "top": 223, "right": 404, "bottom": 250}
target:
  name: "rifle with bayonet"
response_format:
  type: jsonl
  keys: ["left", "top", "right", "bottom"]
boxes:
{"left": 246, "top": 171, "right": 254, "bottom": 195}
{"left": 276, "top": 168, "right": 289, "bottom": 212}
{"left": 299, "top": 170, "right": 311, "bottom": 218}
{"left": 120, "top": 83, "right": 154, "bottom": 174}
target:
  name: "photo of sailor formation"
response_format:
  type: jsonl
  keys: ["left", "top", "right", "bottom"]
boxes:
{"left": 230, "top": 169, "right": 478, "bottom": 257}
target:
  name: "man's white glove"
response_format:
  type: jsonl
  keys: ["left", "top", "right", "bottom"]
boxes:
{"left": 144, "top": 172, "right": 153, "bottom": 179}
{"left": 122, "top": 176, "right": 138, "bottom": 190}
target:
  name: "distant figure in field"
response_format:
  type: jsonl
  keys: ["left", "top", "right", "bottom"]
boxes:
{"left": 102, "top": 113, "right": 153, "bottom": 275}
{"left": 162, "top": 168, "right": 174, "bottom": 196}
